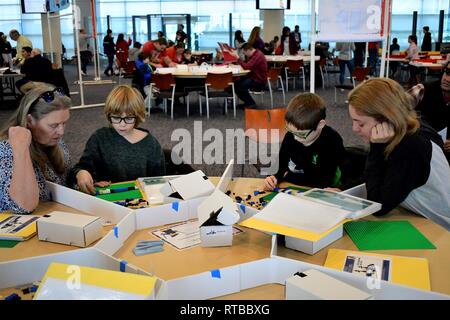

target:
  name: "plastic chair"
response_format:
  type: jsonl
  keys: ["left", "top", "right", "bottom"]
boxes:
{"left": 199, "top": 72, "right": 236, "bottom": 119}
{"left": 149, "top": 73, "right": 189, "bottom": 119}
{"left": 334, "top": 67, "right": 370, "bottom": 103}
{"left": 249, "top": 67, "right": 286, "bottom": 108}
{"left": 243, "top": 107, "right": 287, "bottom": 176}
{"left": 318, "top": 58, "right": 328, "bottom": 88}
{"left": 284, "top": 59, "right": 305, "bottom": 92}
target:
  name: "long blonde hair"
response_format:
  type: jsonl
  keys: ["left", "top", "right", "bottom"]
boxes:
{"left": 247, "top": 26, "right": 261, "bottom": 48}
{"left": 348, "top": 78, "right": 419, "bottom": 158}
{"left": 0, "top": 83, "right": 72, "bottom": 176}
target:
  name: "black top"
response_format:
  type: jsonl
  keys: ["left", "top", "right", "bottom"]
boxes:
{"left": 421, "top": 32, "right": 432, "bottom": 51}
{"left": 20, "top": 55, "right": 53, "bottom": 83}
{"left": 389, "top": 43, "right": 400, "bottom": 54}
{"left": 176, "top": 30, "right": 187, "bottom": 44}
{"left": 274, "top": 125, "right": 345, "bottom": 188}
{"left": 416, "top": 80, "right": 449, "bottom": 136}
{"left": 71, "top": 127, "right": 166, "bottom": 183}
{"left": 0, "top": 40, "right": 12, "bottom": 54}
{"left": 365, "top": 122, "right": 444, "bottom": 216}
{"left": 103, "top": 35, "right": 116, "bottom": 56}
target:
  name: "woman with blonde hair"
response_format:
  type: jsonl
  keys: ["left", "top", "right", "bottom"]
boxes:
{"left": 247, "top": 26, "right": 264, "bottom": 51}
{"left": 348, "top": 78, "right": 450, "bottom": 230}
{"left": 72, "top": 85, "right": 165, "bottom": 194}
{"left": 0, "top": 83, "right": 72, "bottom": 213}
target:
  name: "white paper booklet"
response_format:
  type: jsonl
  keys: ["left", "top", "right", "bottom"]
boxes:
{"left": 138, "top": 175, "right": 180, "bottom": 205}
{"left": 254, "top": 189, "right": 381, "bottom": 234}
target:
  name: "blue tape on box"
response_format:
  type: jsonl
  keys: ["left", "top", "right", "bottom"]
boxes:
{"left": 240, "top": 204, "right": 246, "bottom": 213}
{"left": 211, "top": 269, "right": 221, "bottom": 279}
{"left": 172, "top": 202, "right": 179, "bottom": 212}
{"left": 114, "top": 226, "right": 119, "bottom": 238}
{"left": 120, "top": 260, "right": 127, "bottom": 272}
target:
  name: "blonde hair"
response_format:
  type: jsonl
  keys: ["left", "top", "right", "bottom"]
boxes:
{"left": 104, "top": 85, "right": 145, "bottom": 127}
{"left": 247, "top": 26, "right": 261, "bottom": 48}
{"left": 348, "top": 78, "right": 419, "bottom": 158}
{"left": 0, "top": 83, "right": 72, "bottom": 176}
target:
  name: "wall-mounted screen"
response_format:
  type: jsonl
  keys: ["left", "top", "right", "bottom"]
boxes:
{"left": 256, "top": 0, "right": 291, "bottom": 10}
{"left": 21, "top": 0, "right": 70, "bottom": 14}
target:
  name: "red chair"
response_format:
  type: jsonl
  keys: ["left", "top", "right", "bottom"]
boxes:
{"left": 284, "top": 59, "right": 305, "bottom": 92}
{"left": 199, "top": 72, "right": 236, "bottom": 119}
{"left": 149, "top": 73, "right": 189, "bottom": 119}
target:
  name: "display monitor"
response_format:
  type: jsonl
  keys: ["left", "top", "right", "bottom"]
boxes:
{"left": 21, "top": 0, "right": 70, "bottom": 14}
{"left": 256, "top": 0, "right": 291, "bottom": 9}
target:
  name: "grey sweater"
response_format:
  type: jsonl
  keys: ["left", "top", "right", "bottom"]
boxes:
{"left": 71, "top": 127, "right": 165, "bottom": 183}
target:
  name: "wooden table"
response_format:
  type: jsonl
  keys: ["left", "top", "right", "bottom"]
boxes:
{"left": 155, "top": 66, "right": 249, "bottom": 78}
{"left": 0, "top": 201, "right": 113, "bottom": 263}
{"left": 226, "top": 178, "right": 450, "bottom": 296}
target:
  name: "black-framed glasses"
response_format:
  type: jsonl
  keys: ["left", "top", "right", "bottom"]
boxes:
{"left": 445, "top": 68, "right": 450, "bottom": 75}
{"left": 285, "top": 124, "right": 313, "bottom": 139}
{"left": 109, "top": 115, "right": 137, "bottom": 124}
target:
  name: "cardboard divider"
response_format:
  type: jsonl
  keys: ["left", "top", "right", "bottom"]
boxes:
{"left": 166, "top": 265, "right": 241, "bottom": 300}
{"left": 239, "top": 258, "right": 276, "bottom": 291}
{"left": 47, "top": 182, "right": 131, "bottom": 224}
{"left": 135, "top": 201, "right": 190, "bottom": 230}
{"left": 95, "top": 212, "right": 137, "bottom": 256}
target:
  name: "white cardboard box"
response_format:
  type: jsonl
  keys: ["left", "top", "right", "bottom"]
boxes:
{"left": 284, "top": 224, "right": 343, "bottom": 255}
{"left": 37, "top": 211, "right": 103, "bottom": 247}
{"left": 285, "top": 269, "right": 373, "bottom": 300}
{"left": 200, "top": 224, "right": 233, "bottom": 247}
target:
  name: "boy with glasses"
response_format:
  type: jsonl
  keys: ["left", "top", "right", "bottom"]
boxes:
{"left": 71, "top": 85, "right": 165, "bottom": 194}
{"left": 264, "top": 93, "right": 345, "bottom": 190}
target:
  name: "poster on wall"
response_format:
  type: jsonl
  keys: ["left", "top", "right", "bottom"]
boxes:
{"left": 21, "top": 0, "right": 70, "bottom": 14}
{"left": 317, "top": 0, "right": 385, "bottom": 41}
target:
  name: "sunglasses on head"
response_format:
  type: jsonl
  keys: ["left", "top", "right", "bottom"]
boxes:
{"left": 285, "top": 124, "right": 313, "bottom": 139}
{"left": 29, "top": 87, "right": 66, "bottom": 112}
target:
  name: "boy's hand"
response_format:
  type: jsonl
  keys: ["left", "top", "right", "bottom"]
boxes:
{"left": 370, "top": 122, "right": 395, "bottom": 144}
{"left": 263, "top": 175, "right": 278, "bottom": 191}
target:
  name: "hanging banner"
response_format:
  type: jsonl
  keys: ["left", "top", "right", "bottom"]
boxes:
{"left": 317, "top": 0, "right": 384, "bottom": 41}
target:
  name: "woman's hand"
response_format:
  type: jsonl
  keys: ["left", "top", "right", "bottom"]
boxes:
{"left": 263, "top": 175, "right": 278, "bottom": 191}
{"left": 94, "top": 181, "right": 111, "bottom": 188}
{"left": 370, "top": 122, "right": 395, "bottom": 144}
{"left": 324, "top": 187, "right": 342, "bottom": 192}
{"left": 444, "top": 139, "right": 450, "bottom": 153}
{"left": 8, "top": 126, "right": 31, "bottom": 153}
{"left": 76, "top": 170, "right": 96, "bottom": 195}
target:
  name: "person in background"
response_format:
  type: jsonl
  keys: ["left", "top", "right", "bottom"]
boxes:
{"left": 268, "top": 36, "right": 279, "bottom": 54}
{"left": 0, "top": 83, "right": 71, "bottom": 213}
{"left": 353, "top": 42, "right": 365, "bottom": 68}
{"left": 389, "top": 37, "right": 400, "bottom": 76}
{"left": 132, "top": 52, "right": 153, "bottom": 98}
{"left": 277, "top": 26, "right": 297, "bottom": 56}
{"left": 175, "top": 24, "right": 188, "bottom": 45}
{"left": 157, "top": 31, "right": 165, "bottom": 40}
{"left": 128, "top": 42, "right": 141, "bottom": 62}
{"left": 166, "top": 42, "right": 185, "bottom": 65}
{"left": 116, "top": 33, "right": 132, "bottom": 70}
{"left": 264, "top": 93, "right": 345, "bottom": 190}
{"left": 20, "top": 48, "right": 53, "bottom": 85}
{"left": 234, "top": 30, "right": 246, "bottom": 60}
{"left": 348, "top": 78, "right": 450, "bottom": 231}
{"left": 9, "top": 29, "right": 32, "bottom": 65}
{"left": 367, "top": 41, "right": 380, "bottom": 76}
{"left": 230, "top": 42, "right": 267, "bottom": 108}
{"left": 335, "top": 42, "right": 355, "bottom": 85}
{"left": 78, "top": 29, "right": 92, "bottom": 76}
{"left": 406, "top": 34, "right": 420, "bottom": 87}
{"left": 0, "top": 32, "right": 13, "bottom": 68}
{"left": 103, "top": 29, "right": 115, "bottom": 77}
{"left": 142, "top": 38, "right": 175, "bottom": 68}
{"left": 409, "top": 61, "right": 450, "bottom": 164}
{"left": 18, "top": 46, "right": 32, "bottom": 66}
{"left": 421, "top": 26, "right": 432, "bottom": 52}
{"left": 247, "top": 26, "right": 265, "bottom": 52}
{"left": 292, "top": 25, "right": 302, "bottom": 51}
{"left": 71, "top": 85, "right": 165, "bottom": 194}
{"left": 182, "top": 49, "right": 196, "bottom": 64}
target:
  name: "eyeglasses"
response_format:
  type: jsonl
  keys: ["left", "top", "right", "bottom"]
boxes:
{"left": 285, "top": 124, "right": 313, "bottom": 139}
{"left": 109, "top": 115, "right": 137, "bottom": 124}
{"left": 445, "top": 68, "right": 450, "bottom": 76}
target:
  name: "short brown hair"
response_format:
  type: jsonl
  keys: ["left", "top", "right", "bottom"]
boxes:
{"left": 104, "top": 85, "right": 146, "bottom": 127}
{"left": 285, "top": 93, "right": 326, "bottom": 130}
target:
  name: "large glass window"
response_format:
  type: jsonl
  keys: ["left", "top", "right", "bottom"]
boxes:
{"left": 1, "top": 0, "right": 449, "bottom": 59}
